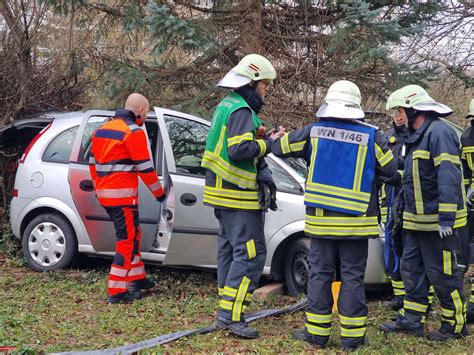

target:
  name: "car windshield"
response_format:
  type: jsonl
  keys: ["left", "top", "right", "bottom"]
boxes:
{"left": 283, "top": 157, "right": 307, "bottom": 179}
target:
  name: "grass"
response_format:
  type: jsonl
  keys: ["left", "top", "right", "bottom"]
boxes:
{"left": 0, "top": 247, "right": 473, "bottom": 354}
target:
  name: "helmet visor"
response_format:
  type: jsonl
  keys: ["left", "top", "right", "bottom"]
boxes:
{"left": 316, "top": 101, "right": 364, "bottom": 120}
{"left": 217, "top": 70, "right": 252, "bottom": 88}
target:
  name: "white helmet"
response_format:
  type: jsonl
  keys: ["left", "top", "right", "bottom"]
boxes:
{"left": 316, "top": 80, "right": 364, "bottom": 120}
{"left": 386, "top": 85, "right": 452, "bottom": 117}
{"left": 217, "top": 54, "right": 277, "bottom": 89}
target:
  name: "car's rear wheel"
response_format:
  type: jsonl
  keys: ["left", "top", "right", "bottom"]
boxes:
{"left": 284, "top": 237, "right": 311, "bottom": 296}
{"left": 22, "top": 213, "right": 77, "bottom": 271}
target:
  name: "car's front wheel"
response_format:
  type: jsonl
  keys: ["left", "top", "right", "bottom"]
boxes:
{"left": 22, "top": 213, "right": 77, "bottom": 271}
{"left": 284, "top": 237, "right": 310, "bottom": 296}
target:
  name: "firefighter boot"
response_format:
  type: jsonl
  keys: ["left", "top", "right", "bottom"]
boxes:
{"left": 467, "top": 303, "right": 474, "bottom": 323}
{"left": 107, "top": 290, "right": 141, "bottom": 304}
{"left": 129, "top": 277, "right": 156, "bottom": 293}
{"left": 383, "top": 297, "right": 403, "bottom": 311}
{"left": 380, "top": 321, "right": 424, "bottom": 337}
{"left": 292, "top": 329, "right": 326, "bottom": 348}
{"left": 216, "top": 317, "right": 259, "bottom": 339}
{"left": 428, "top": 326, "right": 468, "bottom": 341}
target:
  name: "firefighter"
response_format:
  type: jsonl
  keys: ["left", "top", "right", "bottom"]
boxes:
{"left": 89, "top": 93, "right": 166, "bottom": 304}
{"left": 201, "top": 54, "right": 285, "bottom": 338}
{"left": 460, "top": 98, "right": 474, "bottom": 323}
{"left": 381, "top": 100, "right": 437, "bottom": 311}
{"left": 272, "top": 80, "right": 397, "bottom": 350}
{"left": 380, "top": 85, "right": 467, "bottom": 340}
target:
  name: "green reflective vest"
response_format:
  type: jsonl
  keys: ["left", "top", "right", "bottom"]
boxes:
{"left": 202, "top": 92, "right": 261, "bottom": 190}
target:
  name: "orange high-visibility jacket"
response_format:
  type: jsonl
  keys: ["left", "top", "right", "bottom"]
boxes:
{"left": 89, "top": 110, "right": 165, "bottom": 206}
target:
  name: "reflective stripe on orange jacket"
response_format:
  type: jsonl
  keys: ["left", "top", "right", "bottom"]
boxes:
{"left": 89, "top": 109, "right": 165, "bottom": 206}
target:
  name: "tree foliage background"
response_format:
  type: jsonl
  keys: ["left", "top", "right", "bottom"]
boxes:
{"left": 0, "top": 0, "right": 473, "bottom": 128}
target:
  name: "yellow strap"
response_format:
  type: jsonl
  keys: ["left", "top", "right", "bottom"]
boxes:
{"left": 433, "top": 153, "right": 461, "bottom": 166}
{"left": 340, "top": 326, "right": 367, "bottom": 337}
{"left": 246, "top": 239, "right": 257, "bottom": 260}
{"left": 412, "top": 150, "right": 430, "bottom": 159}
{"left": 280, "top": 134, "right": 290, "bottom": 154}
{"left": 306, "top": 182, "right": 370, "bottom": 201}
{"left": 290, "top": 141, "right": 306, "bottom": 152}
{"left": 404, "top": 300, "right": 428, "bottom": 313}
{"left": 339, "top": 314, "right": 367, "bottom": 326}
{"left": 306, "top": 312, "right": 332, "bottom": 323}
{"left": 257, "top": 139, "right": 267, "bottom": 157}
{"left": 450, "top": 290, "right": 465, "bottom": 333}
{"left": 305, "top": 323, "right": 331, "bottom": 336}
{"left": 412, "top": 159, "right": 424, "bottom": 214}
{"left": 227, "top": 132, "right": 253, "bottom": 147}
{"left": 232, "top": 276, "right": 251, "bottom": 321}
{"left": 439, "top": 203, "right": 458, "bottom": 212}
{"left": 353, "top": 144, "right": 368, "bottom": 191}
{"left": 443, "top": 250, "right": 452, "bottom": 275}
{"left": 304, "top": 194, "right": 368, "bottom": 213}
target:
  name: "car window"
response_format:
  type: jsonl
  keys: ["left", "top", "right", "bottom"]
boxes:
{"left": 283, "top": 157, "right": 308, "bottom": 179}
{"left": 78, "top": 115, "right": 157, "bottom": 164}
{"left": 42, "top": 126, "right": 79, "bottom": 164}
{"left": 164, "top": 115, "right": 208, "bottom": 177}
{"left": 266, "top": 157, "right": 304, "bottom": 195}
{"left": 78, "top": 116, "right": 111, "bottom": 163}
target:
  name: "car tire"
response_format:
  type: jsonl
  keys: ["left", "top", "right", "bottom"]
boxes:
{"left": 22, "top": 213, "right": 78, "bottom": 271}
{"left": 284, "top": 237, "right": 311, "bottom": 296}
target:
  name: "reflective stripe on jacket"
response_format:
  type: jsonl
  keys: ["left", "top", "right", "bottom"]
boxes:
{"left": 202, "top": 92, "right": 271, "bottom": 211}
{"left": 89, "top": 110, "right": 164, "bottom": 206}
{"left": 272, "top": 118, "right": 397, "bottom": 239}
{"left": 304, "top": 120, "right": 377, "bottom": 215}
{"left": 461, "top": 125, "right": 474, "bottom": 191}
{"left": 403, "top": 117, "right": 466, "bottom": 231}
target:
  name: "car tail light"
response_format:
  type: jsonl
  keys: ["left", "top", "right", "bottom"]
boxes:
{"left": 12, "top": 189, "right": 18, "bottom": 197}
{"left": 20, "top": 122, "right": 52, "bottom": 163}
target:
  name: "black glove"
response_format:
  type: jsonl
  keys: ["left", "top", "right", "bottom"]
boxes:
{"left": 258, "top": 180, "right": 278, "bottom": 212}
{"left": 267, "top": 180, "right": 278, "bottom": 211}
{"left": 156, "top": 192, "right": 167, "bottom": 202}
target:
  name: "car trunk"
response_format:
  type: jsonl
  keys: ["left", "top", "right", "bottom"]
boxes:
{"left": 0, "top": 116, "right": 54, "bottom": 209}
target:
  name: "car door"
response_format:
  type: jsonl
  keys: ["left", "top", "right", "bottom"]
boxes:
{"left": 68, "top": 111, "right": 166, "bottom": 252}
{"left": 154, "top": 107, "right": 220, "bottom": 267}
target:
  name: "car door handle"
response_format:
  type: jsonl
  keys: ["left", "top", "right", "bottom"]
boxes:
{"left": 180, "top": 193, "right": 197, "bottom": 206}
{"left": 80, "top": 179, "right": 94, "bottom": 192}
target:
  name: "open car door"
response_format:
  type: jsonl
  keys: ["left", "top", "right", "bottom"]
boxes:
{"left": 154, "top": 107, "right": 219, "bottom": 267}
{"left": 68, "top": 110, "right": 169, "bottom": 252}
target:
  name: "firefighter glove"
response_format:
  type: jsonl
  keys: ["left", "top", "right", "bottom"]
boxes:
{"left": 438, "top": 225, "right": 453, "bottom": 239}
{"left": 258, "top": 180, "right": 278, "bottom": 212}
{"left": 467, "top": 188, "right": 474, "bottom": 205}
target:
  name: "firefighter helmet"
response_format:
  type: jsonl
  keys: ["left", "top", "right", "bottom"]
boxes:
{"left": 386, "top": 85, "right": 452, "bottom": 117}
{"left": 316, "top": 80, "right": 364, "bottom": 120}
{"left": 217, "top": 54, "right": 277, "bottom": 89}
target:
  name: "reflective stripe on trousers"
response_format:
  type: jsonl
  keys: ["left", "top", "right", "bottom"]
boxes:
{"left": 105, "top": 205, "right": 146, "bottom": 296}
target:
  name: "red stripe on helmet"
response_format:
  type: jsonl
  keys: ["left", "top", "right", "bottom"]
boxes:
{"left": 249, "top": 64, "right": 259, "bottom": 71}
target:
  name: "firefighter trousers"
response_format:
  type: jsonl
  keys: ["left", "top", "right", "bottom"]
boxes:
{"left": 214, "top": 208, "right": 266, "bottom": 322}
{"left": 104, "top": 205, "right": 146, "bottom": 296}
{"left": 305, "top": 238, "right": 368, "bottom": 348}
{"left": 397, "top": 231, "right": 465, "bottom": 334}
{"left": 386, "top": 229, "right": 435, "bottom": 304}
